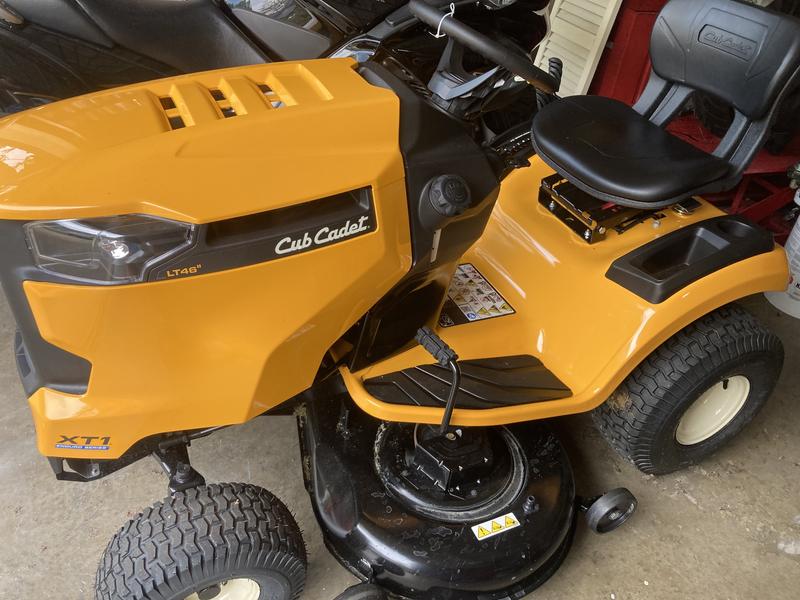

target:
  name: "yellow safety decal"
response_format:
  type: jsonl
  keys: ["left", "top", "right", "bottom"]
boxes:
{"left": 470, "top": 512, "right": 521, "bottom": 541}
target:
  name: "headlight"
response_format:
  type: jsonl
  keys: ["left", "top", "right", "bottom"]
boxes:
{"left": 24, "top": 215, "right": 195, "bottom": 284}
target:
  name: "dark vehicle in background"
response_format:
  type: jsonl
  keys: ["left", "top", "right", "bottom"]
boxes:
{"left": 0, "top": 0, "right": 550, "bottom": 116}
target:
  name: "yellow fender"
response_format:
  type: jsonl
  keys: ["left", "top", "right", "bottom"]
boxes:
{"left": 343, "top": 158, "right": 789, "bottom": 426}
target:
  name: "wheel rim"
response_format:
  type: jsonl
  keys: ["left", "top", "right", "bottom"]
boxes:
{"left": 676, "top": 376, "right": 750, "bottom": 446}
{"left": 185, "top": 578, "right": 261, "bottom": 600}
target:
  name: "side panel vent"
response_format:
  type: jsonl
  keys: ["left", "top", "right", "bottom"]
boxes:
{"left": 534, "top": 0, "right": 624, "bottom": 97}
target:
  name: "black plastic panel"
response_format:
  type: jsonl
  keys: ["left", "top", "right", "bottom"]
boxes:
{"left": 606, "top": 215, "right": 774, "bottom": 304}
{"left": 315, "top": 0, "right": 406, "bottom": 30}
{"left": 0, "top": 23, "right": 177, "bottom": 112}
{"left": 73, "top": 0, "right": 268, "bottom": 72}
{"left": 364, "top": 355, "right": 571, "bottom": 409}
{"left": 150, "top": 188, "right": 374, "bottom": 281}
{"left": 5, "top": 0, "right": 113, "bottom": 47}
{"left": 349, "top": 62, "right": 501, "bottom": 370}
{"left": 0, "top": 221, "right": 92, "bottom": 396}
{"left": 231, "top": 8, "right": 331, "bottom": 60}
{"left": 650, "top": 0, "right": 800, "bottom": 119}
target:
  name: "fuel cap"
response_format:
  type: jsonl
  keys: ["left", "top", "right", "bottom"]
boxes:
{"left": 426, "top": 175, "right": 472, "bottom": 217}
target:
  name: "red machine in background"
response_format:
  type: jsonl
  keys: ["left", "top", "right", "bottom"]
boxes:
{"left": 589, "top": 0, "right": 800, "bottom": 243}
{"left": 590, "top": 0, "right": 664, "bottom": 105}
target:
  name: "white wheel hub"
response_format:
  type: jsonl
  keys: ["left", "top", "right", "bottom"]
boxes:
{"left": 185, "top": 578, "right": 261, "bottom": 600}
{"left": 676, "top": 375, "right": 750, "bottom": 446}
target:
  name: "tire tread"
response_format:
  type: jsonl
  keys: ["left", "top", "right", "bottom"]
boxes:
{"left": 95, "top": 482, "right": 306, "bottom": 600}
{"left": 593, "top": 305, "right": 783, "bottom": 474}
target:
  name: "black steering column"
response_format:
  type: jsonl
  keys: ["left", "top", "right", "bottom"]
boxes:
{"left": 409, "top": 0, "right": 559, "bottom": 93}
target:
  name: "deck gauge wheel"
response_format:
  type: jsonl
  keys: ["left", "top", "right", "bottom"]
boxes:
{"left": 583, "top": 487, "right": 638, "bottom": 534}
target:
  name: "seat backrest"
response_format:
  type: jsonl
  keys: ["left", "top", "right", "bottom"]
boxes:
{"left": 650, "top": 0, "right": 800, "bottom": 120}
{"left": 633, "top": 0, "right": 800, "bottom": 187}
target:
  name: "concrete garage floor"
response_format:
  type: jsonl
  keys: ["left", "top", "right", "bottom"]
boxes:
{"left": 0, "top": 294, "right": 798, "bottom": 600}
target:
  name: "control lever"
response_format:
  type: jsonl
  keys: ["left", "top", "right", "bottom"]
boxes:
{"left": 415, "top": 326, "right": 461, "bottom": 433}
{"left": 536, "top": 57, "right": 563, "bottom": 109}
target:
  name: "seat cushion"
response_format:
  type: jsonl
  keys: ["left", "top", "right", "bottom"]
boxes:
{"left": 532, "top": 96, "right": 731, "bottom": 207}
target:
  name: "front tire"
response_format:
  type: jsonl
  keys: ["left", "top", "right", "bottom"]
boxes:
{"left": 96, "top": 483, "right": 307, "bottom": 600}
{"left": 593, "top": 305, "right": 783, "bottom": 475}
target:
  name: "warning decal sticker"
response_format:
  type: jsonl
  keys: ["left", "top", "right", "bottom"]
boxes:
{"left": 471, "top": 512, "right": 521, "bottom": 541}
{"left": 439, "top": 263, "right": 515, "bottom": 328}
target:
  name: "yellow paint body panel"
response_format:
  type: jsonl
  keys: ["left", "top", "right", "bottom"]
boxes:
{"left": 0, "top": 59, "right": 403, "bottom": 223}
{"left": 0, "top": 59, "right": 788, "bottom": 459}
{"left": 343, "top": 159, "right": 789, "bottom": 426}
{"left": 1, "top": 60, "right": 413, "bottom": 458}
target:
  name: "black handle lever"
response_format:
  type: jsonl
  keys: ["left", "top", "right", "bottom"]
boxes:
{"left": 416, "top": 327, "right": 461, "bottom": 433}
{"left": 415, "top": 326, "right": 458, "bottom": 366}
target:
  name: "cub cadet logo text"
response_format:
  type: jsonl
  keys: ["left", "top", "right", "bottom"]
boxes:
{"left": 275, "top": 215, "right": 371, "bottom": 256}
{"left": 700, "top": 26, "right": 755, "bottom": 59}
{"left": 56, "top": 435, "right": 111, "bottom": 451}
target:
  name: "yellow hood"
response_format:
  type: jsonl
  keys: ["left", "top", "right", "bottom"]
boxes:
{"left": 0, "top": 58, "right": 404, "bottom": 223}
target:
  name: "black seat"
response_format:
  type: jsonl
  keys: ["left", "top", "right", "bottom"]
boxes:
{"left": 533, "top": 95, "right": 731, "bottom": 207}
{"left": 532, "top": 0, "right": 800, "bottom": 209}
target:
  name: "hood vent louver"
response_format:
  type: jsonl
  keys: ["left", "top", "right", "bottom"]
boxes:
{"left": 257, "top": 84, "right": 284, "bottom": 109}
{"left": 209, "top": 88, "right": 238, "bottom": 118}
{"left": 158, "top": 96, "right": 186, "bottom": 130}
{"left": 158, "top": 78, "right": 287, "bottom": 131}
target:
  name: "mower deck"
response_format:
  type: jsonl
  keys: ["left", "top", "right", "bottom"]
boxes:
{"left": 299, "top": 389, "right": 576, "bottom": 600}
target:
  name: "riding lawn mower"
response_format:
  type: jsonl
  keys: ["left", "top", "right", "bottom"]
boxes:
{"left": 0, "top": 0, "right": 798, "bottom": 599}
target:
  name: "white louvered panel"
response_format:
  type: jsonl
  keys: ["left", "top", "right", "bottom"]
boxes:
{"left": 534, "top": 0, "right": 624, "bottom": 97}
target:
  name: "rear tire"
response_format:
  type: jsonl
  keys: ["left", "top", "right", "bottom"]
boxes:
{"left": 592, "top": 305, "right": 783, "bottom": 475}
{"left": 693, "top": 92, "right": 734, "bottom": 138}
{"left": 95, "top": 483, "right": 307, "bottom": 600}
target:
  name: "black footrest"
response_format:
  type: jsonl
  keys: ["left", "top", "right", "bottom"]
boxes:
{"left": 363, "top": 354, "right": 571, "bottom": 409}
